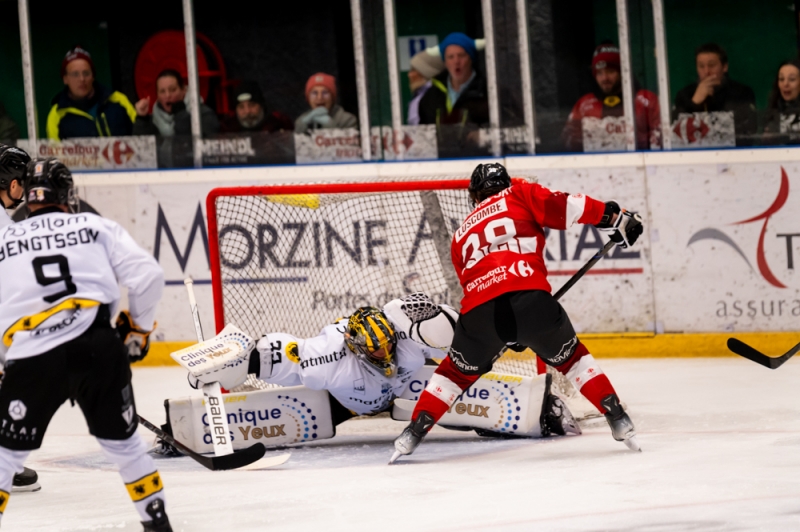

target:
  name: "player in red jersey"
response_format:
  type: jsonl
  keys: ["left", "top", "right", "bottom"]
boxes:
{"left": 390, "top": 163, "right": 643, "bottom": 463}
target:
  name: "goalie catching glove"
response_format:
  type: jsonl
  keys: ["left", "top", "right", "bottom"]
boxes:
{"left": 170, "top": 324, "right": 255, "bottom": 390}
{"left": 596, "top": 201, "right": 643, "bottom": 248}
{"left": 116, "top": 310, "right": 155, "bottom": 362}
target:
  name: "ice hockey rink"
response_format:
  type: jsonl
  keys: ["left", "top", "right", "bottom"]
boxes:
{"left": 1, "top": 357, "right": 797, "bottom": 532}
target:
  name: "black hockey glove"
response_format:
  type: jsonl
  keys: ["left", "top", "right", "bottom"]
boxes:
{"left": 596, "top": 201, "right": 643, "bottom": 249}
{"left": 116, "top": 310, "right": 154, "bottom": 363}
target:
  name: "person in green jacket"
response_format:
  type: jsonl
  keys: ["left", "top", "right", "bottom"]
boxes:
{"left": 46, "top": 46, "right": 136, "bottom": 140}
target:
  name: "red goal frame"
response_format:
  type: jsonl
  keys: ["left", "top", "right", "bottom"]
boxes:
{"left": 206, "top": 179, "right": 471, "bottom": 334}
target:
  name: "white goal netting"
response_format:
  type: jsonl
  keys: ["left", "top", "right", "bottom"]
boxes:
{"left": 209, "top": 180, "right": 596, "bottom": 418}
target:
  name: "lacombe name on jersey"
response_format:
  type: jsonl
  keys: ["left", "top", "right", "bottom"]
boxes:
{"left": 0, "top": 216, "right": 97, "bottom": 262}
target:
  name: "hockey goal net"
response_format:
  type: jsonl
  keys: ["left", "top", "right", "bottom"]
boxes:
{"left": 207, "top": 180, "right": 595, "bottom": 417}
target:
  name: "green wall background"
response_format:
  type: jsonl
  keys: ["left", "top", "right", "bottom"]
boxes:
{"left": 0, "top": 11, "right": 112, "bottom": 139}
{"left": 593, "top": 0, "right": 797, "bottom": 109}
{"left": 1, "top": 0, "right": 796, "bottom": 138}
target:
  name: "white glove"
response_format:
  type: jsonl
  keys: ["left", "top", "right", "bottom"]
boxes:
{"left": 597, "top": 202, "right": 644, "bottom": 249}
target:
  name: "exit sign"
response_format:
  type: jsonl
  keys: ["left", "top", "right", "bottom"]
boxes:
{"left": 397, "top": 35, "right": 439, "bottom": 71}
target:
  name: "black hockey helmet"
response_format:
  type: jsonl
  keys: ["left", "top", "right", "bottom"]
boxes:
{"left": 0, "top": 144, "right": 31, "bottom": 191}
{"left": 25, "top": 158, "right": 79, "bottom": 212}
{"left": 468, "top": 163, "right": 511, "bottom": 205}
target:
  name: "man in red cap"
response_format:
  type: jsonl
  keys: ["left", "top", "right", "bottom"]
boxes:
{"left": 47, "top": 46, "right": 136, "bottom": 141}
{"left": 295, "top": 73, "right": 357, "bottom": 134}
{"left": 561, "top": 42, "right": 660, "bottom": 152}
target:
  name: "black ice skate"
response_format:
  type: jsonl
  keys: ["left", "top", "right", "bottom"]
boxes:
{"left": 602, "top": 394, "right": 641, "bottom": 452}
{"left": 540, "top": 375, "right": 582, "bottom": 437}
{"left": 141, "top": 498, "right": 172, "bottom": 532}
{"left": 12, "top": 467, "right": 40, "bottom": 492}
{"left": 389, "top": 412, "right": 435, "bottom": 464}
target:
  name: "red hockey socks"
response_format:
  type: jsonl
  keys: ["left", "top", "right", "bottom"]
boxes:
{"left": 555, "top": 341, "right": 619, "bottom": 414}
{"left": 411, "top": 356, "right": 480, "bottom": 428}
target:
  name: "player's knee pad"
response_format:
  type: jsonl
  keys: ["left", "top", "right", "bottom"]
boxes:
{"left": 537, "top": 335, "right": 587, "bottom": 370}
{"left": 97, "top": 433, "right": 154, "bottom": 480}
{"left": 447, "top": 346, "right": 487, "bottom": 375}
{"left": 422, "top": 357, "right": 480, "bottom": 407}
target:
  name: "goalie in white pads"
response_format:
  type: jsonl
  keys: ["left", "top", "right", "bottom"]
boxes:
{"left": 183, "top": 293, "right": 580, "bottom": 440}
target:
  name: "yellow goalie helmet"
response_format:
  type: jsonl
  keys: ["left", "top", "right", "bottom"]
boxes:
{"left": 345, "top": 307, "right": 397, "bottom": 377}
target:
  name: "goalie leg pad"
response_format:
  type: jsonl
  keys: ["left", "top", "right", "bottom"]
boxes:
{"left": 398, "top": 365, "right": 554, "bottom": 437}
{"left": 164, "top": 386, "right": 334, "bottom": 452}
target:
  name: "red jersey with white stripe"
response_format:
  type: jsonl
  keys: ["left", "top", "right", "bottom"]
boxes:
{"left": 451, "top": 182, "right": 606, "bottom": 314}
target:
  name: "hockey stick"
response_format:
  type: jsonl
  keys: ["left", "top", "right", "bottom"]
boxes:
{"left": 137, "top": 415, "right": 289, "bottom": 471}
{"left": 181, "top": 279, "right": 291, "bottom": 469}
{"left": 553, "top": 240, "right": 616, "bottom": 301}
{"left": 184, "top": 278, "right": 235, "bottom": 457}
{"left": 726, "top": 338, "right": 800, "bottom": 370}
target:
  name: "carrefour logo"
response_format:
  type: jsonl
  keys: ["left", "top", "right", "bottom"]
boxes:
{"left": 688, "top": 167, "right": 796, "bottom": 289}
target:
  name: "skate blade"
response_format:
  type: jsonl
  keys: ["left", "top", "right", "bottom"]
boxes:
{"left": 12, "top": 481, "right": 41, "bottom": 493}
{"left": 388, "top": 450, "right": 403, "bottom": 465}
{"left": 624, "top": 435, "right": 642, "bottom": 452}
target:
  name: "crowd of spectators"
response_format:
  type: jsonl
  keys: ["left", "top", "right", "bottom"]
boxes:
{"left": 6, "top": 38, "right": 800, "bottom": 159}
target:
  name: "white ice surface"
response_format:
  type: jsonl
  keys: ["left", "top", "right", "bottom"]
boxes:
{"left": 4, "top": 358, "right": 800, "bottom": 532}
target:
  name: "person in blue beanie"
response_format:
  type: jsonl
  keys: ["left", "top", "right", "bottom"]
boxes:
{"left": 417, "top": 32, "right": 489, "bottom": 156}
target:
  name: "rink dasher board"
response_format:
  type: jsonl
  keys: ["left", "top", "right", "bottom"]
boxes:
{"left": 75, "top": 154, "right": 800, "bottom": 341}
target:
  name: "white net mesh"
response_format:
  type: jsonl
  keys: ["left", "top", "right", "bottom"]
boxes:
{"left": 213, "top": 180, "right": 592, "bottom": 417}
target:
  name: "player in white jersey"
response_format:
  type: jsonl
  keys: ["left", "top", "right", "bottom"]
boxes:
{"left": 0, "top": 144, "right": 42, "bottom": 492}
{"left": 0, "top": 145, "right": 30, "bottom": 229}
{"left": 0, "top": 158, "right": 172, "bottom": 531}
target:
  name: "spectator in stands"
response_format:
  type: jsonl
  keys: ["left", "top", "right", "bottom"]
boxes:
{"left": 220, "top": 81, "right": 293, "bottom": 133}
{"left": 417, "top": 32, "right": 489, "bottom": 127}
{"left": 562, "top": 42, "right": 660, "bottom": 152}
{"left": 47, "top": 46, "right": 136, "bottom": 140}
{"left": 673, "top": 43, "right": 757, "bottom": 145}
{"left": 0, "top": 102, "right": 19, "bottom": 142}
{"left": 762, "top": 59, "right": 800, "bottom": 145}
{"left": 295, "top": 73, "right": 357, "bottom": 134}
{"left": 133, "top": 69, "right": 219, "bottom": 138}
{"left": 407, "top": 48, "right": 444, "bottom": 125}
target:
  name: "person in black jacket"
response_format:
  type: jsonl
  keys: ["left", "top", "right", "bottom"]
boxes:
{"left": 417, "top": 32, "right": 488, "bottom": 157}
{"left": 47, "top": 47, "right": 136, "bottom": 140}
{"left": 762, "top": 59, "right": 800, "bottom": 146}
{"left": 132, "top": 69, "right": 219, "bottom": 167}
{"left": 673, "top": 43, "right": 757, "bottom": 146}
{"left": 133, "top": 69, "right": 219, "bottom": 138}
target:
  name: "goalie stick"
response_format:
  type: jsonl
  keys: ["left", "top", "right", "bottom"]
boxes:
{"left": 184, "top": 278, "right": 235, "bottom": 457}
{"left": 180, "top": 279, "right": 292, "bottom": 469}
{"left": 726, "top": 338, "right": 800, "bottom": 370}
{"left": 138, "top": 415, "right": 289, "bottom": 471}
